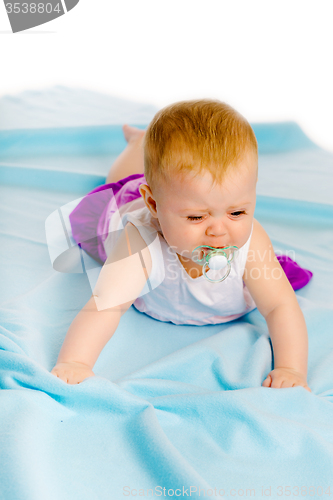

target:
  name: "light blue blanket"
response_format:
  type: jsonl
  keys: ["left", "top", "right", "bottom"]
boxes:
{"left": 1, "top": 88, "right": 333, "bottom": 500}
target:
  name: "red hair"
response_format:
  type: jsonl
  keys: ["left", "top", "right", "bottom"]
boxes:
{"left": 143, "top": 99, "right": 258, "bottom": 194}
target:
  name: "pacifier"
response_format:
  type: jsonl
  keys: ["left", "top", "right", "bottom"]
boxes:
{"left": 191, "top": 245, "right": 238, "bottom": 283}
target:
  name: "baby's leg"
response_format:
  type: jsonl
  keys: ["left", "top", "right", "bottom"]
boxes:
{"left": 105, "top": 125, "right": 145, "bottom": 184}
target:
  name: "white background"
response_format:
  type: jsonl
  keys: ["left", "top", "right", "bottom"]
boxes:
{"left": 1, "top": 0, "right": 333, "bottom": 152}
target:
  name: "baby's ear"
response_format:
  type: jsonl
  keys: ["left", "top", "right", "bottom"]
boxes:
{"left": 139, "top": 183, "right": 151, "bottom": 190}
{"left": 139, "top": 184, "right": 152, "bottom": 199}
{"left": 139, "top": 184, "right": 158, "bottom": 217}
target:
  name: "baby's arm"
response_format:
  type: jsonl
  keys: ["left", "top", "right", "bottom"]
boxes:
{"left": 243, "top": 219, "right": 311, "bottom": 392}
{"left": 51, "top": 222, "right": 152, "bottom": 384}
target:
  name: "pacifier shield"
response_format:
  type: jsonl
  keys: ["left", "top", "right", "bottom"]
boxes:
{"left": 192, "top": 245, "right": 239, "bottom": 283}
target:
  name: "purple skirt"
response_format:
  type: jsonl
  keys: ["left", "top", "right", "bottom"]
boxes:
{"left": 69, "top": 173, "right": 313, "bottom": 291}
{"left": 69, "top": 173, "right": 147, "bottom": 264}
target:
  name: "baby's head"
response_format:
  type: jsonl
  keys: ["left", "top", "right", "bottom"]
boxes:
{"left": 139, "top": 99, "right": 258, "bottom": 266}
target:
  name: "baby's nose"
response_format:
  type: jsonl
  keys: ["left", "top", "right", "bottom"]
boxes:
{"left": 206, "top": 222, "right": 227, "bottom": 238}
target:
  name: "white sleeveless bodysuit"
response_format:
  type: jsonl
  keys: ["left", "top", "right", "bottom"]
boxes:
{"left": 103, "top": 198, "right": 257, "bottom": 326}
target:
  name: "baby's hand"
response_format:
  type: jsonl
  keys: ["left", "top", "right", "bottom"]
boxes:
{"left": 51, "top": 361, "right": 95, "bottom": 385}
{"left": 262, "top": 368, "right": 311, "bottom": 392}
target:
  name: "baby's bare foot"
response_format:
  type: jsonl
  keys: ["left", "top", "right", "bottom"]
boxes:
{"left": 122, "top": 124, "right": 145, "bottom": 144}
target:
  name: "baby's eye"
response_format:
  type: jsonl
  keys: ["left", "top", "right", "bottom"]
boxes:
{"left": 230, "top": 211, "right": 246, "bottom": 217}
{"left": 187, "top": 216, "right": 204, "bottom": 221}
{"left": 187, "top": 212, "right": 246, "bottom": 221}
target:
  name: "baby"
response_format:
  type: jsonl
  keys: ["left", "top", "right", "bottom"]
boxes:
{"left": 51, "top": 99, "right": 311, "bottom": 392}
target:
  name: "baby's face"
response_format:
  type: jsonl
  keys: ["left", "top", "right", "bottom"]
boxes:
{"left": 140, "top": 150, "right": 258, "bottom": 268}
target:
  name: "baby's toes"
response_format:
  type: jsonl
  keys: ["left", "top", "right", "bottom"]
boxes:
{"left": 122, "top": 124, "right": 145, "bottom": 143}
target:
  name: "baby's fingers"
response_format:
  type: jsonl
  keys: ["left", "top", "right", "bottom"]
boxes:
{"left": 297, "top": 384, "right": 311, "bottom": 393}
{"left": 280, "top": 379, "right": 296, "bottom": 389}
{"left": 51, "top": 368, "right": 69, "bottom": 383}
{"left": 269, "top": 374, "right": 291, "bottom": 388}
{"left": 262, "top": 374, "right": 272, "bottom": 387}
{"left": 51, "top": 368, "right": 91, "bottom": 385}
{"left": 280, "top": 379, "right": 311, "bottom": 391}
{"left": 270, "top": 377, "right": 285, "bottom": 388}
{"left": 279, "top": 379, "right": 312, "bottom": 392}
{"left": 65, "top": 372, "right": 95, "bottom": 385}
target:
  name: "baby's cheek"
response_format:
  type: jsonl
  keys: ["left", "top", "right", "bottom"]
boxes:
{"left": 234, "top": 223, "right": 251, "bottom": 247}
